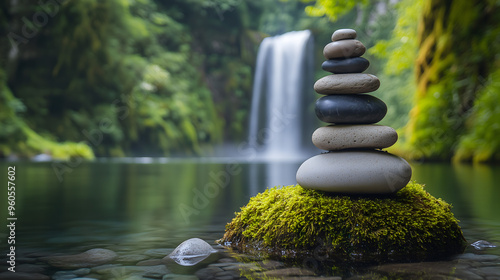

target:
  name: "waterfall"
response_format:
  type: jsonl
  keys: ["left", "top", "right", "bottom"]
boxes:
{"left": 248, "top": 30, "right": 316, "bottom": 160}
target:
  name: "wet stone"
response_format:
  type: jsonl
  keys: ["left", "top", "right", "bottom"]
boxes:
{"left": 195, "top": 266, "right": 224, "bottom": 280}
{"left": 370, "top": 261, "right": 486, "bottom": 280}
{"left": 137, "top": 259, "right": 163, "bottom": 266}
{"left": 144, "top": 248, "right": 174, "bottom": 258}
{"left": 322, "top": 57, "right": 370, "bottom": 74}
{"left": 52, "top": 271, "right": 79, "bottom": 280}
{"left": 143, "top": 271, "right": 164, "bottom": 279}
{"left": 116, "top": 254, "right": 149, "bottom": 264}
{"left": 39, "top": 248, "right": 117, "bottom": 269}
{"left": 162, "top": 274, "right": 198, "bottom": 280}
{"left": 16, "top": 263, "right": 47, "bottom": 273}
{"left": 455, "top": 253, "right": 500, "bottom": 262}
{"left": 256, "top": 267, "right": 316, "bottom": 277}
{"left": 315, "top": 94, "right": 387, "bottom": 124}
{"left": 93, "top": 265, "right": 169, "bottom": 279}
{"left": 215, "top": 270, "right": 241, "bottom": 278}
{"left": 0, "top": 272, "right": 50, "bottom": 280}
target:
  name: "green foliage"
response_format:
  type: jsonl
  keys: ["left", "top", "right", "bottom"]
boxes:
{"left": 455, "top": 69, "right": 500, "bottom": 162}
{"left": 405, "top": 0, "right": 500, "bottom": 161}
{"left": 0, "top": 69, "right": 94, "bottom": 159}
{"left": 303, "top": 0, "right": 368, "bottom": 21}
{"left": 3, "top": 0, "right": 237, "bottom": 157}
{"left": 369, "top": 0, "right": 421, "bottom": 75}
{"left": 221, "top": 182, "right": 465, "bottom": 264}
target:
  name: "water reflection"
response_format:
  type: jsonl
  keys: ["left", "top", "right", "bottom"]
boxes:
{"left": 0, "top": 160, "right": 499, "bottom": 257}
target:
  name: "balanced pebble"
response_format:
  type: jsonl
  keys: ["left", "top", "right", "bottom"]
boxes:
{"left": 331, "top": 28, "right": 357, "bottom": 41}
{"left": 323, "top": 40, "right": 365, "bottom": 59}
{"left": 296, "top": 150, "right": 412, "bottom": 194}
{"left": 322, "top": 57, "right": 369, "bottom": 74}
{"left": 315, "top": 94, "right": 387, "bottom": 124}
{"left": 312, "top": 124, "right": 398, "bottom": 151}
{"left": 314, "top": 74, "right": 380, "bottom": 94}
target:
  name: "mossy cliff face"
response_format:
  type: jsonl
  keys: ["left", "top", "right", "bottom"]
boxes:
{"left": 220, "top": 182, "right": 465, "bottom": 264}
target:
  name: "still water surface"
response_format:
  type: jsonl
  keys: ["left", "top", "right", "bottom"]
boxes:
{"left": 0, "top": 159, "right": 499, "bottom": 278}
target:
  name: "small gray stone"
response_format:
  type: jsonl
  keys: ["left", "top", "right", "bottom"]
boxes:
{"left": 0, "top": 272, "right": 50, "bottom": 280}
{"left": 455, "top": 253, "right": 500, "bottom": 262}
{"left": 312, "top": 125, "right": 398, "bottom": 151}
{"left": 163, "top": 274, "right": 198, "bottom": 280}
{"left": 477, "top": 266, "right": 500, "bottom": 277}
{"left": 331, "top": 28, "right": 357, "bottom": 41}
{"left": 137, "top": 259, "right": 163, "bottom": 266}
{"left": 144, "top": 249, "right": 174, "bottom": 258}
{"left": 314, "top": 74, "right": 380, "bottom": 94}
{"left": 52, "top": 271, "right": 77, "bottom": 280}
{"left": 116, "top": 254, "right": 148, "bottom": 264}
{"left": 195, "top": 266, "right": 224, "bottom": 280}
{"left": 257, "top": 267, "right": 315, "bottom": 277}
{"left": 16, "top": 264, "right": 46, "bottom": 273}
{"left": 323, "top": 40, "right": 365, "bottom": 59}
{"left": 39, "top": 248, "right": 117, "bottom": 269}
{"left": 73, "top": 268, "right": 91, "bottom": 276}
{"left": 93, "top": 265, "right": 169, "bottom": 278}
{"left": 166, "top": 238, "right": 217, "bottom": 266}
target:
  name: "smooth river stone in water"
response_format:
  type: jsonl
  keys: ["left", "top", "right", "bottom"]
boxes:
{"left": 315, "top": 94, "right": 387, "bottom": 124}
{"left": 314, "top": 74, "right": 380, "bottom": 94}
{"left": 331, "top": 28, "right": 357, "bottom": 41}
{"left": 323, "top": 40, "right": 365, "bottom": 59}
{"left": 312, "top": 124, "right": 398, "bottom": 150}
{"left": 40, "top": 248, "right": 117, "bottom": 269}
{"left": 296, "top": 150, "right": 412, "bottom": 194}
{"left": 322, "top": 57, "right": 369, "bottom": 74}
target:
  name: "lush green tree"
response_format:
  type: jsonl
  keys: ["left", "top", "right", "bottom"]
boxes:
{"left": 3, "top": 0, "right": 272, "bottom": 157}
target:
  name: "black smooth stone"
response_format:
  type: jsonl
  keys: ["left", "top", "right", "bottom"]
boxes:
{"left": 315, "top": 94, "right": 387, "bottom": 124}
{"left": 321, "top": 57, "right": 370, "bottom": 74}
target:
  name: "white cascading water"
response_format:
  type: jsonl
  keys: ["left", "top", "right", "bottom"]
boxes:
{"left": 248, "top": 30, "right": 316, "bottom": 160}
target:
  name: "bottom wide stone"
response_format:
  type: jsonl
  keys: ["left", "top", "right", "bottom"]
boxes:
{"left": 219, "top": 183, "right": 466, "bottom": 264}
{"left": 296, "top": 150, "right": 412, "bottom": 194}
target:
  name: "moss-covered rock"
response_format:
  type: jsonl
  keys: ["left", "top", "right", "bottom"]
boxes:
{"left": 219, "top": 182, "right": 465, "bottom": 264}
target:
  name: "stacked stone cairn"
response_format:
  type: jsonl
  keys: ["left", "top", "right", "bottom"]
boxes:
{"left": 296, "top": 29, "right": 412, "bottom": 194}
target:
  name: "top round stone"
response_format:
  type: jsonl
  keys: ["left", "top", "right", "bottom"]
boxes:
{"left": 331, "top": 29, "right": 357, "bottom": 41}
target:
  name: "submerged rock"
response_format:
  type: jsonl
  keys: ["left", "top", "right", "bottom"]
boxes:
{"left": 219, "top": 183, "right": 466, "bottom": 264}
{"left": 39, "top": 248, "right": 117, "bottom": 269}
{"left": 165, "top": 238, "right": 217, "bottom": 266}
{"left": 471, "top": 240, "right": 497, "bottom": 250}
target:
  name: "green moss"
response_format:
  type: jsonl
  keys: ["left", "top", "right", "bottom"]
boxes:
{"left": 220, "top": 182, "right": 465, "bottom": 264}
